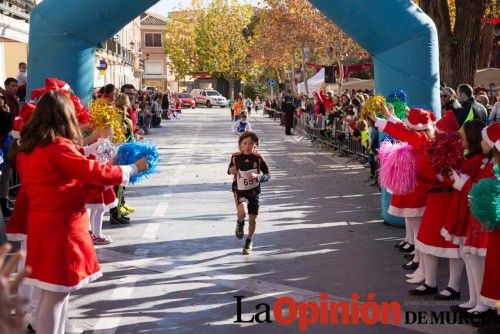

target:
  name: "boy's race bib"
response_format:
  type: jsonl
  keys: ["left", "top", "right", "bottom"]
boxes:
{"left": 237, "top": 168, "right": 259, "bottom": 191}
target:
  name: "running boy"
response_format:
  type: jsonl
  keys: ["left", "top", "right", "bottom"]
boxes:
{"left": 228, "top": 131, "right": 270, "bottom": 254}
{"left": 232, "top": 111, "right": 252, "bottom": 135}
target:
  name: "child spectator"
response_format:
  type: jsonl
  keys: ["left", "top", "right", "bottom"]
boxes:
{"left": 232, "top": 111, "right": 252, "bottom": 135}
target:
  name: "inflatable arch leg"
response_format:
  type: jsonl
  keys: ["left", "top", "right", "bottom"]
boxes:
{"left": 27, "top": 0, "right": 160, "bottom": 105}
{"left": 309, "top": 0, "right": 439, "bottom": 226}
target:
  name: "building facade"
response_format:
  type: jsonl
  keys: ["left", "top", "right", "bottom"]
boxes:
{"left": 94, "top": 17, "right": 142, "bottom": 90}
{"left": 0, "top": 0, "right": 34, "bottom": 85}
{"left": 140, "top": 12, "right": 175, "bottom": 92}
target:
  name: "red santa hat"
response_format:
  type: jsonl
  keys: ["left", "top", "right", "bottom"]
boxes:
{"left": 45, "top": 78, "right": 71, "bottom": 92}
{"left": 30, "top": 87, "right": 48, "bottom": 101}
{"left": 405, "top": 108, "right": 431, "bottom": 130}
{"left": 429, "top": 112, "right": 437, "bottom": 124}
{"left": 482, "top": 122, "right": 500, "bottom": 149}
{"left": 12, "top": 103, "right": 36, "bottom": 139}
{"left": 435, "top": 111, "right": 459, "bottom": 133}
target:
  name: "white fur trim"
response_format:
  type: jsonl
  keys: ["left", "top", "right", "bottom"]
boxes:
{"left": 405, "top": 119, "right": 429, "bottom": 130}
{"left": 440, "top": 227, "right": 466, "bottom": 246}
{"left": 119, "top": 165, "right": 137, "bottom": 186}
{"left": 85, "top": 203, "right": 105, "bottom": 209}
{"left": 388, "top": 116, "right": 400, "bottom": 124}
{"left": 482, "top": 127, "right": 495, "bottom": 148}
{"left": 479, "top": 295, "right": 500, "bottom": 308}
{"left": 388, "top": 205, "right": 425, "bottom": 217}
{"left": 495, "top": 140, "right": 500, "bottom": 152}
{"left": 104, "top": 198, "right": 119, "bottom": 210}
{"left": 6, "top": 233, "right": 27, "bottom": 241}
{"left": 462, "top": 245, "right": 487, "bottom": 257}
{"left": 24, "top": 270, "right": 102, "bottom": 293}
{"left": 414, "top": 239, "right": 460, "bottom": 258}
{"left": 375, "top": 119, "right": 388, "bottom": 132}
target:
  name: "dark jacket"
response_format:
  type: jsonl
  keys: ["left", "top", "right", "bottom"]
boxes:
{"left": 161, "top": 94, "right": 170, "bottom": 109}
{"left": 454, "top": 98, "right": 487, "bottom": 127}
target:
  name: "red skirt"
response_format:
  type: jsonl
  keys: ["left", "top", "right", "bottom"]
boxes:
{"left": 388, "top": 180, "right": 427, "bottom": 217}
{"left": 416, "top": 191, "right": 460, "bottom": 258}
{"left": 462, "top": 214, "right": 489, "bottom": 256}
{"left": 24, "top": 209, "right": 101, "bottom": 292}
{"left": 440, "top": 191, "right": 469, "bottom": 245}
{"left": 5, "top": 189, "right": 29, "bottom": 241}
{"left": 85, "top": 185, "right": 117, "bottom": 209}
{"left": 480, "top": 229, "right": 500, "bottom": 307}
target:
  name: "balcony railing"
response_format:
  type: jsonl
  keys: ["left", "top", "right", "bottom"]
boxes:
{"left": 0, "top": 0, "right": 36, "bottom": 22}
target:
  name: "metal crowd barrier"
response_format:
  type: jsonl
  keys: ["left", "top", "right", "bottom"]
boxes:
{"left": 265, "top": 108, "right": 368, "bottom": 160}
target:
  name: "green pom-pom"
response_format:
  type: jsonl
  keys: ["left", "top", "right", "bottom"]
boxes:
{"left": 469, "top": 178, "right": 500, "bottom": 229}
{"left": 388, "top": 101, "right": 408, "bottom": 121}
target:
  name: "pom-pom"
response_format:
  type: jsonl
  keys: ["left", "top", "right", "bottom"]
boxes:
{"left": 95, "top": 139, "right": 117, "bottom": 163}
{"left": 428, "top": 131, "right": 464, "bottom": 175}
{"left": 469, "top": 178, "right": 500, "bottom": 229}
{"left": 378, "top": 140, "right": 395, "bottom": 164}
{"left": 387, "top": 88, "right": 408, "bottom": 103}
{"left": 379, "top": 142, "right": 417, "bottom": 195}
{"left": 114, "top": 141, "right": 160, "bottom": 184}
{"left": 359, "top": 95, "right": 386, "bottom": 120}
{"left": 387, "top": 101, "right": 408, "bottom": 121}
{"left": 90, "top": 98, "right": 126, "bottom": 144}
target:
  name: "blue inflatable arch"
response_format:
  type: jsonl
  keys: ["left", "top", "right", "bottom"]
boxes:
{"left": 28, "top": 0, "right": 440, "bottom": 113}
{"left": 27, "top": 0, "right": 161, "bottom": 104}
{"left": 28, "top": 0, "right": 439, "bottom": 227}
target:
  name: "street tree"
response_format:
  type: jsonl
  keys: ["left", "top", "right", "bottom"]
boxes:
{"left": 418, "top": 0, "right": 495, "bottom": 88}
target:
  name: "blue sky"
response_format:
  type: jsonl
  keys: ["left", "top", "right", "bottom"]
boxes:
{"left": 148, "top": 0, "right": 260, "bottom": 16}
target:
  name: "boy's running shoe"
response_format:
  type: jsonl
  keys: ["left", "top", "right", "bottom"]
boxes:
{"left": 243, "top": 238, "right": 253, "bottom": 255}
{"left": 235, "top": 220, "right": 245, "bottom": 239}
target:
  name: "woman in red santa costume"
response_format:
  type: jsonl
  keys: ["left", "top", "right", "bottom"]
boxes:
{"left": 451, "top": 123, "right": 500, "bottom": 315}
{"left": 371, "top": 107, "right": 431, "bottom": 283}
{"left": 16, "top": 91, "right": 148, "bottom": 334}
{"left": 405, "top": 112, "right": 466, "bottom": 298}
{"left": 479, "top": 132, "right": 500, "bottom": 313}
{"left": 437, "top": 120, "right": 490, "bottom": 314}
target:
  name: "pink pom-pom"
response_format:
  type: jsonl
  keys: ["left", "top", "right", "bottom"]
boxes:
{"left": 378, "top": 140, "right": 395, "bottom": 164}
{"left": 380, "top": 143, "right": 417, "bottom": 195}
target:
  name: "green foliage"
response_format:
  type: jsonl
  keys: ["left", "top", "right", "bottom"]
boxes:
{"left": 165, "top": 0, "right": 254, "bottom": 82}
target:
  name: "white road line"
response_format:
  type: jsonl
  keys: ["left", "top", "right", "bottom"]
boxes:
{"left": 133, "top": 248, "right": 150, "bottom": 256}
{"left": 142, "top": 223, "right": 160, "bottom": 239}
{"left": 153, "top": 202, "right": 169, "bottom": 217}
{"left": 92, "top": 277, "right": 138, "bottom": 334}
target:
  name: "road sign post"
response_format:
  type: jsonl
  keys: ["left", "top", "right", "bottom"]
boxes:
{"left": 268, "top": 79, "right": 276, "bottom": 100}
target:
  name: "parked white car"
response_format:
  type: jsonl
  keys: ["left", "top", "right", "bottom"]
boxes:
{"left": 191, "top": 89, "right": 228, "bottom": 108}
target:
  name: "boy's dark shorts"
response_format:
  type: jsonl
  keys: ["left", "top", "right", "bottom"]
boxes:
{"left": 234, "top": 189, "right": 260, "bottom": 215}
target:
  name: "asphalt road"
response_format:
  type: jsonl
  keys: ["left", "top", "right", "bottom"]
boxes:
{"left": 66, "top": 107, "right": 493, "bottom": 334}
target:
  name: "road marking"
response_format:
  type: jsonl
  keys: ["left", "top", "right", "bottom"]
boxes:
{"left": 96, "top": 248, "right": 473, "bottom": 334}
{"left": 92, "top": 277, "right": 138, "bottom": 334}
{"left": 133, "top": 248, "right": 150, "bottom": 256}
{"left": 142, "top": 223, "right": 160, "bottom": 239}
{"left": 153, "top": 202, "right": 169, "bottom": 217}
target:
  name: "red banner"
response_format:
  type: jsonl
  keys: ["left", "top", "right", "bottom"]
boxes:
{"left": 192, "top": 72, "right": 212, "bottom": 79}
{"left": 305, "top": 63, "right": 373, "bottom": 78}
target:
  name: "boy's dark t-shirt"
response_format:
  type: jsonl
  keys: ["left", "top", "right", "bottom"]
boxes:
{"left": 228, "top": 152, "right": 270, "bottom": 193}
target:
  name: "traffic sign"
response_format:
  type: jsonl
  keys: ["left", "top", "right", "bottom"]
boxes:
{"left": 268, "top": 79, "right": 276, "bottom": 87}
